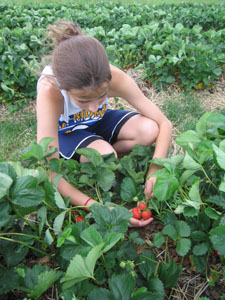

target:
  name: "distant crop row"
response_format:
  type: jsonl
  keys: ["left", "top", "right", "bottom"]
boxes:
{"left": 0, "top": 1, "right": 225, "bottom": 103}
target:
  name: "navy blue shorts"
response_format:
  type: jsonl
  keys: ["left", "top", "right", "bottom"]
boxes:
{"left": 59, "top": 109, "right": 138, "bottom": 161}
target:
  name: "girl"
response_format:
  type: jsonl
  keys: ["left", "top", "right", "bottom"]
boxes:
{"left": 36, "top": 21, "right": 172, "bottom": 227}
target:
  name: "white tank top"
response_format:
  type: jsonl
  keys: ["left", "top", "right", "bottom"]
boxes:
{"left": 37, "top": 66, "right": 109, "bottom": 134}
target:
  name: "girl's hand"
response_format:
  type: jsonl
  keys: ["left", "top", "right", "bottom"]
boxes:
{"left": 144, "top": 177, "right": 157, "bottom": 200}
{"left": 129, "top": 216, "right": 154, "bottom": 227}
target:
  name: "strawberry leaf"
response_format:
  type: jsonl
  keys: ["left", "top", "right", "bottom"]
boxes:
{"left": 158, "top": 259, "right": 182, "bottom": 289}
{"left": 120, "top": 177, "right": 137, "bottom": 202}
{"left": 176, "top": 238, "right": 191, "bottom": 256}
{"left": 209, "top": 225, "right": 225, "bottom": 255}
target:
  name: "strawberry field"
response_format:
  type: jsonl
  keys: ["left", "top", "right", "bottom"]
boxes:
{"left": 0, "top": 1, "right": 225, "bottom": 103}
{"left": 0, "top": 1, "right": 225, "bottom": 300}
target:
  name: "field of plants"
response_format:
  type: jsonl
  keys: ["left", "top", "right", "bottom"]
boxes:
{"left": 0, "top": 1, "right": 225, "bottom": 300}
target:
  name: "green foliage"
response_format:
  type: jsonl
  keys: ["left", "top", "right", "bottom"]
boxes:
{"left": 0, "top": 1, "right": 225, "bottom": 103}
{"left": 0, "top": 111, "right": 224, "bottom": 298}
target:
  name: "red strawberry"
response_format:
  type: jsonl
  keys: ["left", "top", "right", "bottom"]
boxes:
{"left": 215, "top": 250, "right": 220, "bottom": 257}
{"left": 131, "top": 207, "right": 141, "bottom": 220}
{"left": 145, "top": 81, "right": 151, "bottom": 86}
{"left": 142, "top": 210, "right": 152, "bottom": 220}
{"left": 138, "top": 202, "right": 147, "bottom": 210}
{"left": 76, "top": 215, "right": 84, "bottom": 223}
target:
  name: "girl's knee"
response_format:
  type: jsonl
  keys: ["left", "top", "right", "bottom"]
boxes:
{"left": 137, "top": 117, "right": 159, "bottom": 146}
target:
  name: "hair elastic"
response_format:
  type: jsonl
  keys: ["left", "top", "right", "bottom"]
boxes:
{"left": 84, "top": 197, "right": 93, "bottom": 207}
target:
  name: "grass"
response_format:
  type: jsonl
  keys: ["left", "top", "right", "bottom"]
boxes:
{"left": 161, "top": 92, "right": 206, "bottom": 133}
{"left": 2, "top": 0, "right": 225, "bottom": 5}
{"left": 0, "top": 103, "right": 37, "bottom": 161}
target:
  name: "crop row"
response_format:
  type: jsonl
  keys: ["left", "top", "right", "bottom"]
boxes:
{"left": 1, "top": 2, "right": 225, "bottom": 31}
{"left": 0, "top": 1, "right": 225, "bottom": 103}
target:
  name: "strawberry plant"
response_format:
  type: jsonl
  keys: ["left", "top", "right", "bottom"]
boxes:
{"left": 0, "top": 111, "right": 224, "bottom": 298}
{"left": 1, "top": 2, "right": 225, "bottom": 103}
{"left": 147, "top": 112, "right": 225, "bottom": 275}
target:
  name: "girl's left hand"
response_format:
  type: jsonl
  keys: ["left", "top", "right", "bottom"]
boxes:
{"left": 144, "top": 177, "right": 157, "bottom": 200}
{"left": 129, "top": 216, "right": 154, "bottom": 227}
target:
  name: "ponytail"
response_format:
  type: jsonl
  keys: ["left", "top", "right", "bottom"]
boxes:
{"left": 47, "top": 20, "right": 83, "bottom": 46}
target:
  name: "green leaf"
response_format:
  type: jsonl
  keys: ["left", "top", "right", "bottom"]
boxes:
{"left": 153, "top": 175, "right": 179, "bottom": 201}
{"left": 108, "top": 272, "right": 136, "bottom": 300}
{"left": 21, "top": 143, "right": 45, "bottom": 161}
{"left": 0, "top": 202, "right": 12, "bottom": 227}
{"left": 219, "top": 176, "right": 225, "bottom": 192}
{"left": 88, "top": 287, "right": 114, "bottom": 300}
{"left": 183, "top": 153, "right": 201, "bottom": 170}
{"left": 28, "top": 270, "right": 61, "bottom": 299}
{"left": 148, "top": 277, "right": 165, "bottom": 300}
{"left": 81, "top": 226, "right": 103, "bottom": 247}
{"left": 196, "top": 112, "right": 225, "bottom": 138}
{"left": 193, "top": 255, "right": 206, "bottom": 272}
{"left": 183, "top": 206, "right": 199, "bottom": 217}
{"left": 0, "top": 172, "right": 13, "bottom": 199}
{"left": 96, "top": 167, "right": 115, "bottom": 192}
{"left": 205, "top": 207, "right": 220, "bottom": 220}
{"left": 213, "top": 144, "right": 225, "bottom": 170}
{"left": 0, "top": 235, "right": 33, "bottom": 267}
{"left": 158, "top": 259, "right": 182, "bottom": 289}
{"left": 76, "top": 148, "right": 103, "bottom": 167}
{"left": 153, "top": 232, "right": 165, "bottom": 248}
{"left": 44, "top": 228, "right": 54, "bottom": 245}
{"left": 188, "top": 179, "right": 202, "bottom": 209}
{"left": 60, "top": 290, "right": 77, "bottom": 300}
{"left": 53, "top": 211, "right": 67, "bottom": 235}
{"left": 175, "top": 221, "right": 191, "bottom": 237}
{"left": 195, "top": 112, "right": 212, "bottom": 137}
{"left": 138, "top": 251, "right": 157, "bottom": 280}
{"left": 191, "top": 231, "right": 207, "bottom": 241}
{"left": 0, "top": 162, "right": 17, "bottom": 181}
{"left": 163, "top": 224, "right": 177, "bottom": 240}
{"left": 206, "top": 195, "right": 225, "bottom": 209}
{"left": 39, "top": 137, "right": 55, "bottom": 152}
{"left": 209, "top": 225, "right": 225, "bottom": 255}
{"left": 180, "top": 169, "right": 198, "bottom": 184}
{"left": 193, "top": 242, "right": 209, "bottom": 256}
{"left": 129, "top": 231, "right": 145, "bottom": 245}
{"left": 176, "top": 130, "right": 201, "bottom": 148}
{"left": 0, "top": 265, "right": 19, "bottom": 294}
{"left": 120, "top": 177, "right": 137, "bottom": 202}
{"left": 176, "top": 238, "right": 191, "bottom": 256}
{"left": 91, "top": 204, "right": 132, "bottom": 236}
{"left": 61, "top": 243, "right": 104, "bottom": 290}
{"left": 37, "top": 207, "right": 47, "bottom": 236}
{"left": 54, "top": 191, "right": 66, "bottom": 209}
{"left": 103, "top": 232, "right": 123, "bottom": 252}
{"left": 11, "top": 176, "right": 44, "bottom": 207}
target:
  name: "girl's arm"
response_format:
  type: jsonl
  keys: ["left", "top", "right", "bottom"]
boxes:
{"left": 36, "top": 79, "right": 97, "bottom": 208}
{"left": 109, "top": 65, "right": 173, "bottom": 196}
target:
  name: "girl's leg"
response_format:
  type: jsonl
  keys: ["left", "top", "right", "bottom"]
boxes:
{"left": 112, "top": 114, "right": 159, "bottom": 156}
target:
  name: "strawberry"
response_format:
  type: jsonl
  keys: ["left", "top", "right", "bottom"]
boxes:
{"left": 76, "top": 215, "right": 84, "bottom": 223}
{"left": 138, "top": 202, "right": 147, "bottom": 210}
{"left": 215, "top": 250, "right": 220, "bottom": 257}
{"left": 141, "top": 210, "right": 152, "bottom": 220}
{"left": 145, "top": 81, "right": 151, "bottom": 86}
{"left": 131, "top": 207, "right": 141, "bottom": 220}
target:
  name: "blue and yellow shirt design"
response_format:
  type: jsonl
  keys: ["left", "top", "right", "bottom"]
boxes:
{"left": 58, "top": 103, "right": 107, "bottom": 134}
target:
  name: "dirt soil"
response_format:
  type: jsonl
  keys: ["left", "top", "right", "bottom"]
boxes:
{"left": 129, "top": 222, "right": 224, "bottom": 300}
